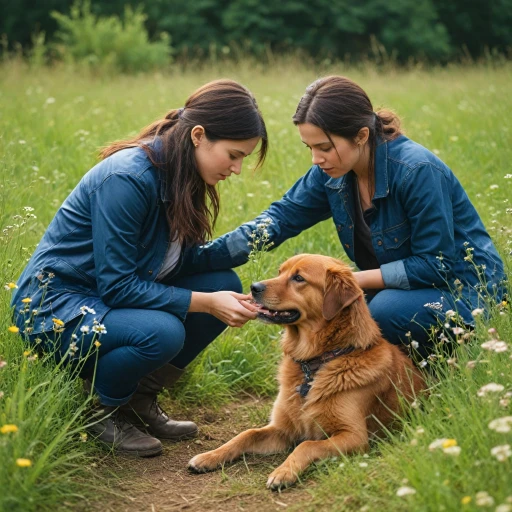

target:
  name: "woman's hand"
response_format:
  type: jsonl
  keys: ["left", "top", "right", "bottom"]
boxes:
{"left": 189, "top": 291, "right": 259, "bottom": 327}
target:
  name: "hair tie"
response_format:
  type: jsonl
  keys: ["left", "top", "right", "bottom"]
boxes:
{"left": 177, "top": 107, "right": 185, "bottom": 118}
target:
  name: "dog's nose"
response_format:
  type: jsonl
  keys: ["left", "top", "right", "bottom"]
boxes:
{"left": 250, "top": 282, "right": 266, "bottom": 295}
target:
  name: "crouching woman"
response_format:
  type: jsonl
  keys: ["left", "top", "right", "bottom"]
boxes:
{"left": 11, "top": 79, "right": 265, "bottom": 457}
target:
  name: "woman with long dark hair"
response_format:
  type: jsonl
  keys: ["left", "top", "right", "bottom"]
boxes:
{"left": 185, "top": 75, "right": 506, "bottom": 360}
{"left": 11, "top": 79, "right": 267, "bottom": 457}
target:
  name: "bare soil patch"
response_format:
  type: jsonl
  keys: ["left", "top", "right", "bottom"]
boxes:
{"left": 85, "top": 396, "right": 317, "bottom": 512}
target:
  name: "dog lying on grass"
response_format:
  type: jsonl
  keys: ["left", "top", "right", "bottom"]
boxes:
{"left": 188, "top": 254, "right": 426, "bottom": 490}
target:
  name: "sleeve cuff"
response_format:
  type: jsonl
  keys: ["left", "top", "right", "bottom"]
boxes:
{"left": 167, "top": 287, "right": 193, "bottom": 321}
{"left": 380, "top": 260, "right": 411, "bottom": 290}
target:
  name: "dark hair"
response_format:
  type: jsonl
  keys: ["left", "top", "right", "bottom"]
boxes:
{"left": 292, "top": 75, "right": 402, "bottom": 197}
{"left": 101, "top": 79, "right": 268, "bottom": 245}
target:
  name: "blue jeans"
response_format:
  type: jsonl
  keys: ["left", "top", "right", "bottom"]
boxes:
{"left": 33, "top": 270, "right": 242, "bottom": 406}
{"left": 367, "top": 288, "right": 474, "bottom": 359}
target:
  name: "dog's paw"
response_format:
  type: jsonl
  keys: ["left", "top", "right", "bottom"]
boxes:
{"left": 188, "top": 451, "right": 222, "bottom": 473}
{"left": 266, "top": 465, "right": 298, "bottom": 491}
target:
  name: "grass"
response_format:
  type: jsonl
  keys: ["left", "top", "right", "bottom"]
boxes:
{"left": 0, "top": 58, "right": 511, "bottom": 511}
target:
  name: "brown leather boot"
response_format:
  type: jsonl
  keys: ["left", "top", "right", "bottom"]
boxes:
{"left": 121, "top": 364, "right": 198, "bottom": 441}
{"left": 87, "top": 405, "right": 163, "bottom": 457}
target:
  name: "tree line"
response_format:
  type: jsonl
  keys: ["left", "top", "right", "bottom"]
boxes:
{"left": 1, "top": 0, "right": 511, "bottom": 63}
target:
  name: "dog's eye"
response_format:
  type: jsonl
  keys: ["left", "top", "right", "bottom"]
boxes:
{"left": 292, "top": 274, "right": 305, "bottom": 283}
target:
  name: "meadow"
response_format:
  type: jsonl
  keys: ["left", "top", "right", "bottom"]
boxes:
{"left": 0, "top": 58, "right": 511, "bottom": 511}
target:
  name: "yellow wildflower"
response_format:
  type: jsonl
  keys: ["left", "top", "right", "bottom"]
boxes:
{"left": 94, "top": 340, "right": 101, "bottom": 348}
{"left": 442, "top": 439, "right": 457, "bottom": 449}
{"left": 16, "top": 458, "right": 32, "bottom": 468}
{"left": 23, "top": 350, "right": 31, "bottom": 357}
{"left": 21, "top": 297, "right": 32, "bottom": 303}
{"left": 461, "top": 496, "right": 472, "bottom": 505}
{"left": 52, "top": 318, "right": 65, "bottom": 326}
{"left": 8, "top": 326, "right": 19, "bottom": 333}
{"left": 1, "top": 424, "right": 19, "bottom": 434}
{"left": 6, "top": 282, "right": 18, "bottom": 289}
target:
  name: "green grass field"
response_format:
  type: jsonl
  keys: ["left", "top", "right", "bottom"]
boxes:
{"left": 0, "top": 59, "right": 511, "bottom": 511}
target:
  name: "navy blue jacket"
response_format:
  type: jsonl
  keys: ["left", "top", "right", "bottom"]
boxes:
{"left": 12, "top": 147, "right": 191, "bottom": 335}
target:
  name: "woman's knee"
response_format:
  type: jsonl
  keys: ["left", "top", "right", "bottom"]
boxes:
{"left": 368, "top": 290, "right": 418, "bottom": 345}
{"left": 368, "top": 289, "right": 439, "bottom": 355}
{"left": 135, "top": 313, "right": 186, "bottom": 363}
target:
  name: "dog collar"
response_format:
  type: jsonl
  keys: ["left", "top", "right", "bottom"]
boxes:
{"left": 294, "top": 346, "right": 357, "bottom": 398}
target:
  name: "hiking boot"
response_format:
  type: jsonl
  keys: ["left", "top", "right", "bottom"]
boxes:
{"left": 121, "top": 364, "right": 198, "bottom": 441}
{"left": 87, "top": 405, "right": 163, "bottom": 457}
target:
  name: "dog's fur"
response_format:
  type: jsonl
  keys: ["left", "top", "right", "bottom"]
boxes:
{"left": 188, "top": 254, "right": 426, "bottom": 490}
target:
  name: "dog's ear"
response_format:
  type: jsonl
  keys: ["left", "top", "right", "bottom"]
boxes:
{"left": 323, "top": 268, "right": 362, "bottom": 321}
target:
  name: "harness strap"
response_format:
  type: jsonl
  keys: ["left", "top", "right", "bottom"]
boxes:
{"left": 294, "top": 346, "right": 357, "bottom": 398}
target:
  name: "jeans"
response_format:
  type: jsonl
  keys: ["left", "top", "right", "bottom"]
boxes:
{"left": 32, "top": 270, "right": 242, "bottom": 406}
{"left": 367, "top": 287, "right": 474, "bottom": 359}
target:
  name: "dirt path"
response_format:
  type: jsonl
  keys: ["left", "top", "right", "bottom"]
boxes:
{"left": 90, "top": 397, "right": 316, "bottom": 512}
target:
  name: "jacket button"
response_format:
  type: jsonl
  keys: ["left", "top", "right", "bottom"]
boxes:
{"left": 148, "top": 270, "right": 153, "bottom": 274}
{"left": 349, "top": 225, "right": 353, "bottom": 229}
{"left": 345, "top": 243, "right": 350, "bottom": 249}
{"left": 377, "top": 240, "right": 383, "bottom": 246}
{"left": 394, "top": 237, "right": 398, "bottom": 242}
{"left": 337, "top": 225, "right": 342, "bottom": 231}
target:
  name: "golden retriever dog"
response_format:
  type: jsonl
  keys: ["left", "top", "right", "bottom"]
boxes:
{"left": 188, "top": 254, "right": 426, "bottom": 490}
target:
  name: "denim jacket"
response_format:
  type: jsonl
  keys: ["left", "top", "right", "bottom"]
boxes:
{"left": 11, "top": 147, "right": 192, "bottom": 335}
{"left": 183, "top": 135, "right": 506, "bottom": 311}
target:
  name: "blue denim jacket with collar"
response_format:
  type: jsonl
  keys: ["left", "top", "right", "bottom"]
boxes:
{"left": 183, "top": 135, "right": 506, "bottom": 312}
{"left": 11, "top": 147, "right": 192, "bottom": 335}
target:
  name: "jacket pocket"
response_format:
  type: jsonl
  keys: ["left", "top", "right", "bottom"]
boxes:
{"left": 43, "top": 258, "right": 94, "bottom": 294}
{"left": 382, "top": 221, "right": 411, "bottom": 250}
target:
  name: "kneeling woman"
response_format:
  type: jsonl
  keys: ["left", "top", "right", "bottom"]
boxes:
{"left": 11, "top": 80, "right": 265, "bottom": 457}
{"left": 184, "top": 76, "right": 506, "bottom": 359}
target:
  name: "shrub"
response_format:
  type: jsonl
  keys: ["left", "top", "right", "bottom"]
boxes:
{"left": 51, "top": 0, "right": 172, "bottom": 73}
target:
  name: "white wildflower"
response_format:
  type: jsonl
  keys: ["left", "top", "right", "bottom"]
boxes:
{"left": 429, "top": 438, "right": 447, "bottom": 451}
{"left": 80, "top": 325, "right": 90, "bottom": 334}
{"left": 424, "top": 302, "right": 443, "bottom": 310}
{"left": 481, "top": 339, "right": 508, "bottom": 353}
{"left": 92, "top": 324, "right": 107, "bottom": 335}
{"left": 443, "top": 445, "right": 461, "bottom": 456}
{"left": 396, "top": 486, "right": 416, "bottom": 497}
{"left": 475, "top": 491, "right": 494, "bottom": 507}
{"left": 471, "top": 308, "right": 484, "bottom": 317}
{"left": 488, "top": 416, "right": 512, "bottom": 434}
{"left": 490, "top": 444, "right": 511, "bottom": 462}
{"left": 477, "top": 383, "right": 505, "bottom": 396}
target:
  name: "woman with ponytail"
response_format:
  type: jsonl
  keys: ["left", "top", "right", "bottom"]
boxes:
{"left": 11, "top": 79, "right": 267, "bottom": 457}
{"left": 186, "top": 75, "right": 506, "bottom": 360}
